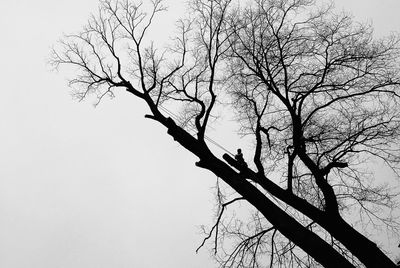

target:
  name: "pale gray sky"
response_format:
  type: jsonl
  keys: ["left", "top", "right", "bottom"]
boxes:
{"left": 0, "top": 1, "right": 399, "bottom": 267}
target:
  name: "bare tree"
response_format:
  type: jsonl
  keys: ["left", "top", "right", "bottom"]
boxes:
{"left": 51, "top": 0, "right": 400, "bottom": 267}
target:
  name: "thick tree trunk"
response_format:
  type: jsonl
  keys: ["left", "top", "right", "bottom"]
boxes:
{"left": 161, "top": 117, "right": 397, "bottom": 267}
{"left": 163, "top": 118, "right": 355, "bottom": 268}
{"left": 325, "top": 217, "right": 397, "bottom": 268}
{"left": 201, "top": 156, "right": 355, "bottom": 268}
{"left": 224, "top": 153, "right": 397, "bottom": 267}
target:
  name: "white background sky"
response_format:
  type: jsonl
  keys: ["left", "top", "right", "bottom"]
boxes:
{"left": 0, "top": 0, "right": 399, "bottom": 267}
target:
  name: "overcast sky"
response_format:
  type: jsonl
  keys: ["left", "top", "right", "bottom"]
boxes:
{"left": 0, "top": 0, "right": 399, "bottom": 267}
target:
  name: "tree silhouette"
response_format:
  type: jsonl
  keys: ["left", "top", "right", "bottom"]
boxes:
{"left": 51, "top": 0, "right": 400, "bottom": 267}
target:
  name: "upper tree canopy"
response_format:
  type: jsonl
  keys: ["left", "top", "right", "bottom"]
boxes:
{"left": 51, "top": 0, "right": 400, "bottom": 267}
